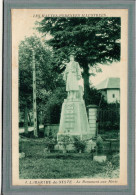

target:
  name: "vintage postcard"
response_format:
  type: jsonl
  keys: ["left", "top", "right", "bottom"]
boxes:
{"left": 11, "top": 9, "right": 128, "bottom": 187}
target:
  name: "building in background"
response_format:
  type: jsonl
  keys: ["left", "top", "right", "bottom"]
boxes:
{"left": 95, "top": 77, "right": 120, "bottom": 103}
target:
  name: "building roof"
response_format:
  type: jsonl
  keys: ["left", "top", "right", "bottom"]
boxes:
{"left": 95, "top": 77, "right": 120, "bottom": 90}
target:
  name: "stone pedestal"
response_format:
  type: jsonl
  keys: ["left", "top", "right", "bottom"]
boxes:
{"left": 87, "top": 105, "right": 98, "bottom": 138}
{"left": 57, "top": 99, "right": 91, "bottom": 143}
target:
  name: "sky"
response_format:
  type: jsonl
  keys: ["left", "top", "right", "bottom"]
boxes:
{"left": 12, "top": 9, "right": 120, "bottom": 87}
{"left": 90, "top": 62, "right": 120, "bottom": 86}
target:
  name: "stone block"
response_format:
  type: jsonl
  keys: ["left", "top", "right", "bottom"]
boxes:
{"left": 89, "top": 108, "right": 97, "bottom": 113}
{"left": 89, "top": 115, "right": 96, "bottom": 120}
{"left": 89, "top": 111, "right": 96, "bottom": 116}
{"left": 89, "top": 123, "right": 96, "bottom": 128}
{"left": 89, "top": 127, "right": 96, "bottom": 131}
{"left": 93, "top": 155, "right": 107, "bottom": 162}
{"left": 89, "top": 119, "right": 96, "bottom": 124}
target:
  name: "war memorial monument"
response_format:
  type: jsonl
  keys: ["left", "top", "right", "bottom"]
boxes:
{"left": 57, "top": 55, "right": 94, "bottom": 148}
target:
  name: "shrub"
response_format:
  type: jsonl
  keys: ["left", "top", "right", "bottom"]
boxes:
{"left": 104, "top": 161, "right": 114, "bottom": 178}
{"left": 111, "top": 153, "right": 120, "bottom": 168}
{"left": 44, "top": 137, "right": 57, "bottom": 152}
{"left": 60, "top": 135, "right": 71, "bottom": 153}
{"left": 73, "top": 137, "right": 86, "bottom": 153}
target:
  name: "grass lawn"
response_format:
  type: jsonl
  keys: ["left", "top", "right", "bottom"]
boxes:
{"left": 19, "top": 137, "right": 119, "bottom": 179}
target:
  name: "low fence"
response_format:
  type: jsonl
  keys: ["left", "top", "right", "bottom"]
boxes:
{"left": 97, "top": 108, "right": 120, "bottom": 132}
{"left": 103, "top": 140, "right": 120, "bottom": 153}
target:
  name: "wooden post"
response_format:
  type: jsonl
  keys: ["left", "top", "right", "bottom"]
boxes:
{"left": 96, "top": 108, "right": 99, "bottom": 137}
{"left": 24, "top": 102, "right": 28, "bottom": 134}
{"left": 32, "top": 49, "right": 38, "bottom": 137}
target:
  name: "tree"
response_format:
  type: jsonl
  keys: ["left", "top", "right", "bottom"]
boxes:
{"left": 43, "top": 85, "right": 67, "bottom": 124}
{"left": 19, "top": 35, "right": 67, "bottom": 133}
{"left": 36, "top": 17, "right": 121, "bottom": 105}
{"left": 87, "top": 86, "right": 106, "bottom": 106}
{"left": 19, "top": 35, "right": 56, "bottom": 133}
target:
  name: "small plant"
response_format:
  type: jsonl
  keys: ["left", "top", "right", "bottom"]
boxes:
{"left": 44, "top": 137, "right": 57, "bottom": 153}
{"left": 111, "top": 153, "right": 120, "bottom": 168}
{"left": 105, "top": 161, "right": 114, "bottom": 178}
{"left": 73, "top": 137, "right": 86, "bottom": 153}
{"left": 60, "top": 135, "right": 71, "bottom": 153}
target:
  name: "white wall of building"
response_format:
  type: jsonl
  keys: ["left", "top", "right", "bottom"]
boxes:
{"left": 107, "top": 89, "right": 120, "bottom": 103}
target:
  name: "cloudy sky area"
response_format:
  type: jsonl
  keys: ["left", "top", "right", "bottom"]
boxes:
{"left": 13, "top": 10, "right": 120, "bottom": 87}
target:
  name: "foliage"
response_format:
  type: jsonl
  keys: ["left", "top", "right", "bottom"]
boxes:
{"left": 44, "top": 137, "right": 57, "bottom": 152}
{"left": 19, "top": 35, "right": 67, "bottom": 129}
{"left": 36, "top": 17, "right": 121, "bottom": 67}
{"left": 86, "top": 86, "right": 107, "bottom": 106}
{"left": 99, "top": 121, "right": 119, "bottom": 131}
{"left": 111, "top": 153, "right": 120, "bottom": 168}
{"left": 43, "top": 85, "right": 67, "bottom": 124}
{"left": 104, "top": 161, "right": 114, "bottom": 178}
{"left": 36, "top": 17, "right": 121, "bottom": 104}
{"left": 60, "top": 135, "right": 71, "bottom": 153}
{"left": 73, "top": 137, "right": 86, "bottom": 153}
{"left": 101, "top": 102, "right": 120, "bottom": 109}
{"left": 19, "top": 36, "right": 52, "bottom": 111}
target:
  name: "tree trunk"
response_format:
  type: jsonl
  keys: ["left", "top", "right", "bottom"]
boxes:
{"left": 28, "top": 112, "right": 32, "bottom": 126}
{"left": 37, "top": 111, "right": 40, "bottom": 137}
{"left": 82, "top": 64, "right": 90, "bottom": 105}
{"left": 24, "top": 103, "right": 28, "bottom": 134}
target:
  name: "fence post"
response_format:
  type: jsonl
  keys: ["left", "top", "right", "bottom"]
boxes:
{"left": 87, "top": 105, "right": 98, "bottom": 138}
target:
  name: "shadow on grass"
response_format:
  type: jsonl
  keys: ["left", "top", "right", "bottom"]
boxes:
{"left": 43, "top": 153, "right": 93, "bottom": 160}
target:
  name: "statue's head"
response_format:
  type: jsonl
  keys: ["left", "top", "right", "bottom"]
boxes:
{"left": 69, "top": 54, "right": 74, "bottom": 62}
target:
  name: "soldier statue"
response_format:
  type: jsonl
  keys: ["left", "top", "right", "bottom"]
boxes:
{"left": 63, "top": 55, "right": 83, "bottom": 100}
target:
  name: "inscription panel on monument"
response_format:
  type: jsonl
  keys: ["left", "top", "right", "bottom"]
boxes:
{"left": 64, "top": 103, "right": 75, "bottom": 132}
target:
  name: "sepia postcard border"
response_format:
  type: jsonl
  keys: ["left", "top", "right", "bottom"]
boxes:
{"left": 3, "top": 0, "right": 135, "bottom": 195}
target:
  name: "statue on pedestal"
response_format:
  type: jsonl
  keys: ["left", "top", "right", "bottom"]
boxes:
{"left": 63, "top": 55, "right": 83, "bottom": 100}
{"left": 57, "top": 54, "right": 91, "bottom": 148}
